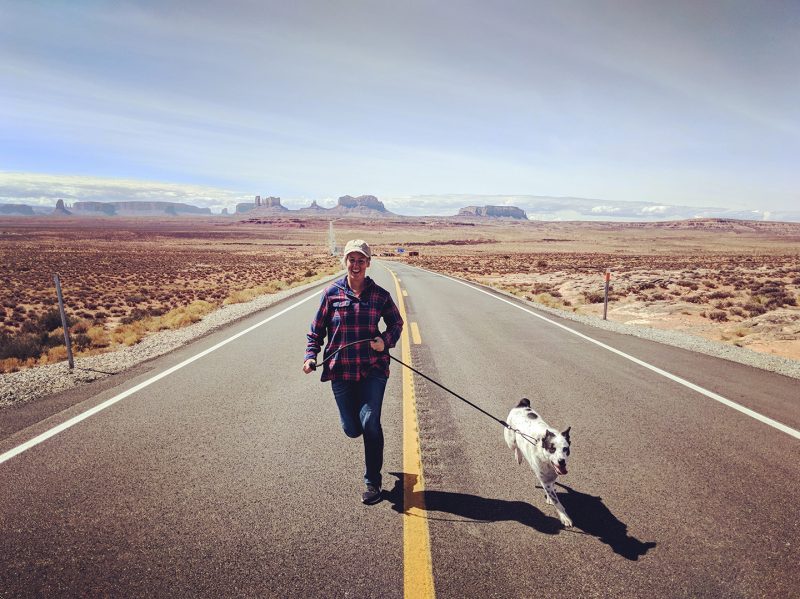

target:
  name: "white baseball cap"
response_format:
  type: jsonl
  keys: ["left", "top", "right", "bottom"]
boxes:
{"left": 343, "top": 239, "right": 371, "bottom": 258}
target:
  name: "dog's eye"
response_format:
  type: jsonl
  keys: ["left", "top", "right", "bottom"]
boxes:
{"left": 548, "top": 447, "right": 555, "bottom": 454}
{"left": 564, "top": 448, "right": 570, "bottom": 455}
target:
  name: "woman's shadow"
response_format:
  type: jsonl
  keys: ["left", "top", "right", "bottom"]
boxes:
{"left": 386, "top": 472, "right": 655, "bottom": 561}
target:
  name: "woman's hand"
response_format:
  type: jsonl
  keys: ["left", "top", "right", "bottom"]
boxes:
{"left": 369, "top": 336, "right": 385, "bottom": 353}
{"left": 303, "top": 359, "right": 316, "bottom": 374}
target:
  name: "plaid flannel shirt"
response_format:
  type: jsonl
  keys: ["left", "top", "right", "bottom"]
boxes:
{"left": 305, "top": 276, "right": 404, "bottom": 382}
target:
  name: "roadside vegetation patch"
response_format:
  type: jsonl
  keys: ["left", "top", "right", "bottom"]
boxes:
{"left": 0, "top": 221, "right": 339, "bottom": 372}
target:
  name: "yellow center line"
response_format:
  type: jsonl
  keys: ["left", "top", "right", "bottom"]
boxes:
{"left": 386, "top": 266, "right": 436, "bottom": 599}
{"left": 410, "top": 322, "right": 422, "bottom": 345}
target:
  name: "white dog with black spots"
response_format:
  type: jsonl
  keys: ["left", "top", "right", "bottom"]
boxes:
{"left": 504, "top": 398, "right": 573, "bottom": 527}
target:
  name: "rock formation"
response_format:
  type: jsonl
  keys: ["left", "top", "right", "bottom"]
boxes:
{"left": 248, "top": 196, "right": 288, "bottom": 215}
{"left": 52, "top": 199, "right": 72, "bottom": 216}
{"left": 457, "top": 205, "right": 528, "bottom": 219}
{"left": 329, "top": 195, "right": 393, "bottom": 216}
{"left": 72, "top": 201, "right": 211, "bottom": 216}
{"left": 297, "top": 200, "right": 330, "bottom": 214}
{"left": 0, "top": 203, "right": 36, "bottom": 216}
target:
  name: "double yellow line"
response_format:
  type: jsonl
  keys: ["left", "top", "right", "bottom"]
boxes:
{"left": 387, "top": 268, "right": 436, "bottom": 599}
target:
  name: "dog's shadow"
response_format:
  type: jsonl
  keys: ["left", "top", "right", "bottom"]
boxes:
{"left": 385, "top": 472, "right": 562, "bottom": 535}
{"left": 553, "top": 482, "right": 656, "bottom": 561}
{"left": 386, "top": 473, "right": 656, "bottom": 561}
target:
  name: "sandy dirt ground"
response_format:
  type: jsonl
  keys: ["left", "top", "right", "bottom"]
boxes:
{"left": 2, "top": 216, "right": 798, "bottom": 366}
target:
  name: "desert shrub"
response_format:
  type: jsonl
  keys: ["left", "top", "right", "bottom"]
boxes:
{"left": 709, "top": 311, "right": 728, "bottom": 322}
{"left": 71, "top": 320, "right": 90, "bottom": 334}
{"left": 40, "top": 308, "right": 67, "bottom": 332}
{"left": 87, "top": 325, "right": 111, "bottom": 347}
{"left": 729, "top": 306, "right": 745, "bottom": 317}
{"left": 708, "top": 290, "right": 733, "bottom": 299}
{"left": 0, "top": 333, "right": 43, "bottom": 360}
{"left": 530, "top": 282, "right": 554, "bottom": 294}
{"left": 684, "top": 295, "right": 705, "bottom": 304}
{"left": 73, "top": 333, "right": 92, "bottom": 350}
{"left": 536, "top": 260, "right": 548, "bottom": 268}
{"left": 677, "top": 281, "right": 699, "bottom": 290}
{"left": 39, "top": 345, "right": 67, "bottom": 364}
{"left": 111, "top": 323, "right": 146, "bottom": 346}
{"left": 44, "top": 329, "right": 65, "bottom": 348}
{"left": 742, "top": 303, "right": 767, "bottom": 317}
{"left": 21, "top": 319, "right": 43, "bottom": 334}
{"left": 650, "top": 293, "right": 668, "bottom": 301}
{"left": 638, "top": 282, "right": 656, "bottom": 290}
{"left": 121, "top": 308, "right": 149, "bottom": 324}
{"left": 583, "top": 292, "right": 604, "bottom": 304}
{"left": 153, "top": 300, "right": 216, "bottom": 330}
{"left": 533, "top": 293, "right": 565, "bottom": 309}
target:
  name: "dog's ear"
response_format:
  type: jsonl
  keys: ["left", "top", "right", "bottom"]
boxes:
{"left": 542, "top": 430, "right": 555, "bottom": 451}
{"left": 517, "top": 398, "right": 531, "bottom": 408}
{"left": 562, "top": 427, "right": 571, "bottom": 443}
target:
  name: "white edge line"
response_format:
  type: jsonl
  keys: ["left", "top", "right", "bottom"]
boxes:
{"left": 0, "top": 290, "right": 321, "bottom": 465}
{"left": 399, "top": 263, "right": 800, "bottom": 441}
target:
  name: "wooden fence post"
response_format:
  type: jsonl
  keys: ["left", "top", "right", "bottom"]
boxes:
{"left": 54, "top": 274, "right": 74, "bottom": 370}
{"left": 603, "top": 270, "right": 611, "bottom": 320}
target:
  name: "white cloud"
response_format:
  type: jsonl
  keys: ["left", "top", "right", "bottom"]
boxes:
{"left": 640, "top": 205, "right": 671, "bottom": 214}
{"left": 591, "top": 205, "right": 620, "bottom": 214}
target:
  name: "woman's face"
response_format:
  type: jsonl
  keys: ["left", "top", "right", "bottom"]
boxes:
{"left": 345, "top": 252, "right": 369, "bottom": 283}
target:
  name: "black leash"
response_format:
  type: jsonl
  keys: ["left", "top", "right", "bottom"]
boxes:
{"left": 310, "top": 338, "right": 540, "bottom": 446}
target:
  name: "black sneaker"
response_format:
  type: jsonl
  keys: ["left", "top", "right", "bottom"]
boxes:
{"left": 361, "top": 484, "right": 382, "bottom": 505}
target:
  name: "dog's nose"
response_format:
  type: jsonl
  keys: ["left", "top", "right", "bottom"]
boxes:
{"left": 558, "top": 460, "right": 567, "bottom": 469}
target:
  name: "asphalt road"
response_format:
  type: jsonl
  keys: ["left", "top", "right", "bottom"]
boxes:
{"left": 1, "top": 261, "right": 798, "bottom": 598}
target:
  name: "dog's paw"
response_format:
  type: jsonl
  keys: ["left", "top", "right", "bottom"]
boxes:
{"left": 545, "top": 495, "right": 554, "bottom": 505}
{"left": 559, "top": 514, "right": 573, "bottom": 527}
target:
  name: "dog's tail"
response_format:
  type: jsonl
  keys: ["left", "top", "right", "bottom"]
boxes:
{"left": 516, "top": 398, "right": 531, "bottom": 409}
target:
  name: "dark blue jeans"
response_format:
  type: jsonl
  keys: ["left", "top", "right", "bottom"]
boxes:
{"left": 331, "top": 373, "right": 388, "bottom": 488}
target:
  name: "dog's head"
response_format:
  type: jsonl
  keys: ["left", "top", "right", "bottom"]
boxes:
{"left": 541, "top": 427, "right": 571, "bottom": 475}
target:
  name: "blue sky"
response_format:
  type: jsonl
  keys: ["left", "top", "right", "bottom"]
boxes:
{"left": 1, "top": 0, "right": 798, "bottom": 219}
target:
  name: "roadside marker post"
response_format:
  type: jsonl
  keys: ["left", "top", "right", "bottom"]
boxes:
{"left": 603, "top": 270, "right": 611, "bottom": 321}
{"left": 54, "top": 274, "right": 75, "bottom": 370}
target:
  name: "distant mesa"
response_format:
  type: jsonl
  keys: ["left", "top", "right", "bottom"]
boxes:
{"left": 0, "top": 203, "right": 36, "bottom": 216}
{"left": 72, "top": 201, "right": 211, "bottom": 217}
{"left": 237, "top": 195, "right": 286, "bottom": 214}
{"left": 242, "top": 194, "right": 395, "bottom": 220}
{"left": 457, "top": 205, "right": 528, "bottom": 219}
{"left": 330, "top": 195, "right": 391, "bottom": 215}
{"left": 52, "top": 199, "right": 72, "bottom": 216}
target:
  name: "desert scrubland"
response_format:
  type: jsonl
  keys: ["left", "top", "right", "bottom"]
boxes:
{"left": 0, "top": 218, "right": 339, "bottom": 373}
{"left": 1, "top": 216, "right": 798, "bottom": 374}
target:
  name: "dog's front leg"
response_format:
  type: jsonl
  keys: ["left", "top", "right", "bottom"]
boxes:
{"left": 543, "top": 482, "right": 573, "bottom": 527}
